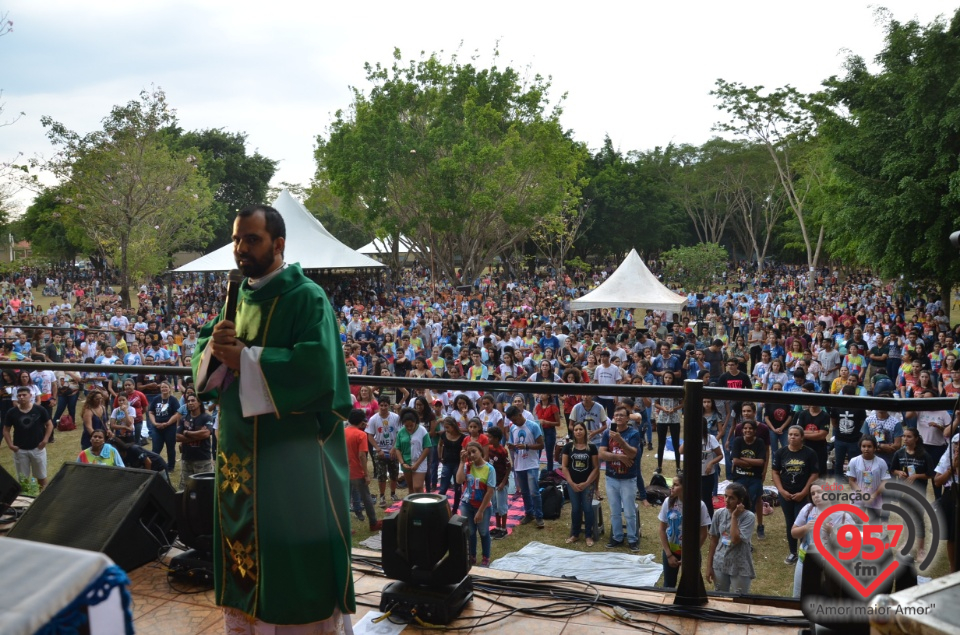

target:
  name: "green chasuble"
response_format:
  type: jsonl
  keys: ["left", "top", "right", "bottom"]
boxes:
{"left": 192, "top": 264, "right": 355, "bottom": 625}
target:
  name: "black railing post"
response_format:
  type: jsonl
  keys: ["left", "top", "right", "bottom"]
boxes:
{"left": 675, "top": 379, "right": 707, "bottom": 606}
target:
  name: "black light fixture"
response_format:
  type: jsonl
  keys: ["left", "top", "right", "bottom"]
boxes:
{"left": 380, "top": 493, "right": 472, "bottom": 625}
{"left": 169, "top": 472, "right": 215, "bottom": 585}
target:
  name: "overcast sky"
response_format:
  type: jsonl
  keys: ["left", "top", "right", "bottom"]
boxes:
{"left": 1, "top": 0, "right": 957, "bottom": 211}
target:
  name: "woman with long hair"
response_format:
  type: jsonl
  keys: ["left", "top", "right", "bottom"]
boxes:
{"left": 456, "top": 441, "right": 496, "bottom": 567}
{"left": 680, "top": 417, "right": 723, "bottom": 519}
{"left": 706, "top": 482, "right": 757, "bottom": 594}
{"left": 654, "top": 371, "right": 682, "bottom": 475}
{"left": 393, "top": 408, "right": 433, "bottom": 494}
{"left": 561, "top": 421, "right": 599, "bottom": 546}
{"left": 80, "top": 389, "right": 108, "bottom": 451}
{"left": 413, "top": 395, "right": 440, "bottom": 492}
{"left": 790, "top": 481, "right": 856, "bottom": 596}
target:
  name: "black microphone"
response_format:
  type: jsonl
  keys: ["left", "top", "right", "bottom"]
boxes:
{"left": 224, "top": 269, "right": 243, "bottom": 323}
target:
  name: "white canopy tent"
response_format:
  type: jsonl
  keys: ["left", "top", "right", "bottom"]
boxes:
{"left": 570, "top": 249, "right": 687, "bottom": 312}
{"left": 173, "top": 190, "right": 385, "bottom": 272}
{"left": 357, "top": 235, "right": 428, "bottom": 257}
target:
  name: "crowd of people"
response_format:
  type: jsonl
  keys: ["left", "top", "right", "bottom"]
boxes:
{"left": 3, "top": 259, "right": 960, "bottom": 593}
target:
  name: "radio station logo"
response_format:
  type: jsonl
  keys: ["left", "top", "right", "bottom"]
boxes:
{"left": 813, "top": 482, "right": 941, "bottom": 600}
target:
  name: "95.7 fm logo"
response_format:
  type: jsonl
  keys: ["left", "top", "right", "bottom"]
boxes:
{"left": 811, "top": 482, "right": 942, "bottom": 600}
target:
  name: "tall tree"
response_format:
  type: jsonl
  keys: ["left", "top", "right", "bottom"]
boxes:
{"left": 712, "top": 80, "right": 825, "bottom": 288}
{"left": 165, "top": 127, "right": 277, "bottom": 249}
{"left": 317, "top": 49, "right": 587, "bottom": 282}
{"left": 40, "top": 88, "right": 213, "bottom": 306}
{"left": 722, "top": 142, "right": 788, "bottom": 270}
{"left": 661, "top": 138, "right": 744, "bottom": 245}
{"left": 817, "top": 8, "right": 960, "bottom": 313}
{"left": 16, "top": 185, "right": 90, "bottom": 262}
{"left": 579, "top": 138, "right": 685, "bottom": 260}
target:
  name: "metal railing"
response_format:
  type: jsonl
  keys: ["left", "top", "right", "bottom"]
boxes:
{"left": 3, "top": 359, "right": 956, "bottom": 606}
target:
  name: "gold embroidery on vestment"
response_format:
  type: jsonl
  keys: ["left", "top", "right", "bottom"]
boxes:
{"left": 224, "top": 537, "right": 258, "bottom": 582}
{"left": 219, "top": 452, "right": 253, "bottom": 495}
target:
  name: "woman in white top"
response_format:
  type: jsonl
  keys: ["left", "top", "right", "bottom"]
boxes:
{"left": 846, "top": 434, "right": 892, "bottom": 524}
{"left": 477, "top": 394, "right": 504, "bottom": 432}
{"left": 790, "top": 481, "right": 856, "bottom": 596}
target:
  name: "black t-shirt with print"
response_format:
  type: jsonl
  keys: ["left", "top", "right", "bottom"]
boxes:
{"left": 732, "top": 436, "right": 767, "bottom": 479}
{"left": 772, "top": 445, "right": 820, "bottom": 494}
{"left": 833, "top": 407, "right": 867, "bottom": 444}
{"left": 562, "top": 442, "right": 598, "bottom": 484}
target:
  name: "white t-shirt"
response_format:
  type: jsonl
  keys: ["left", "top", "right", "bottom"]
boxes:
{"left": 698, "top": 434, "right": 721, "bottom": 476}
{"left": 369, "top": 412, "right": 401, "bottom": 455}
{"left": 508, "top": 421, "right": 544, "bottom": 472}
{"left": 593, "top": 363, "right": 624, "bottom": 400}
{"left": 570, "top": 401, "right": 608, "bottom": 434}
{"left": 846, "top": 455, "right": 891, "bottom": 509}
{"left": 478, "top": 408, "right": 504, "bottom": 431}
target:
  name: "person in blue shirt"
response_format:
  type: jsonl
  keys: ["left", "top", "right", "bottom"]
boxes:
{"left": 599, "top": 406, "right": 642, "bottom": 551}
{"left": 538, "top": 324, "right": 560, "bottom": 353}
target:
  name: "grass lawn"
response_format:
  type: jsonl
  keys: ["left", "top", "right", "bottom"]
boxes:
{"left": 348, "top": 436, "right": 955, "bottom": 597}
{"left": 6, "top": 422, "right": 951, "bottom": 598}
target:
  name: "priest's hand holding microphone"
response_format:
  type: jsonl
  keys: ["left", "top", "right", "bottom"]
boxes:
{"left": 210, "top": 269, "right": 245, "bottom": 371}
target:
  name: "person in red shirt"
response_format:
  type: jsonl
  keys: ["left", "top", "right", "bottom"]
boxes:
{"left": 345, "top": 410, "right": 381, "bottom": 532}
{"left": 535, "top": 392, "right": 561, "bottom": 472}
{"left": 116, "top": 379, "right": 149, "bottom": 437}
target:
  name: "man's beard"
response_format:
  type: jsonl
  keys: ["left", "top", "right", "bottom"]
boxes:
{"left": 236, "top": 251, "right": 275, "bottom": 278}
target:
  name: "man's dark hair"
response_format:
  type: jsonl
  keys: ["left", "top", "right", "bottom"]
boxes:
{"left": 238, "top": 205, "right": 286, "bottom": 241}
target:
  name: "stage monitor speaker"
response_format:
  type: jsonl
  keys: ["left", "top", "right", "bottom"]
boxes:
{"left": 8, "top": 463, "right": 176, "bottom": 571}
{"left": 0, "top": 463, "right": 20, "bottom": 514}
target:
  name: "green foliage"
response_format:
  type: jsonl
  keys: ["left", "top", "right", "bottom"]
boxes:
{"left": 661, "top": 243, "right": 729, "bottom": 290}
{"left": 317, "top": 49, "right": 587, "bottom": 281}
{"left": 40, "top": 88, "right": 213, "bottom": 306}
{"left": 712, "top": 80, "right": 826, "bottom": 282}
{"left": 564, "top": 255, "right": 591, "bottom": 273}
{"left": 165, "top": 127, "right": 277, "bottom": 249}
{"left": 17, "top": 185, "right": 90, "bottom": 261}
{"left": 303, "top": 173, "right": 369, "bottom": 249}
{"left": 579, "top": 137, "right": 686, "bottom": 258}
{"left": 817, "top": 8, "right": 960, "bottom": 304}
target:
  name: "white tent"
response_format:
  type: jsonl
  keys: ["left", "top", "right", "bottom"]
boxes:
{"left": 357, "top": 235, "right": 428, "bottom": 256}
{"left": 173, "top": 190, "right": 385, "bottom": 272}
{"left": 570, "top": 249, "right": 687, "bottom": 312}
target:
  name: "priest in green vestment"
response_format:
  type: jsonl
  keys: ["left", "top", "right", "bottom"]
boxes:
{"left": 193, "top": 205, "right": 356, "bottom": 630}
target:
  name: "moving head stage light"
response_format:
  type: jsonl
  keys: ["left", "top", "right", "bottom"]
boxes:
{"left": 380, "top": 493, "right": 472, "bottom": 625}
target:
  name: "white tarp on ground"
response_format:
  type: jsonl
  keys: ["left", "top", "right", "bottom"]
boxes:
{"left": 173, "top": 189, "right": 385, "bottom": 272}
{"left": 490, "top": 541, "right": 662, "bottom": 588}
{"left": 570, "top": 248, "right": 687, "bottom": 312}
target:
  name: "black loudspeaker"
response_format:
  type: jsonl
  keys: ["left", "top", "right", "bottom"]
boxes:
{"left": 8, "top": 463, "right": 176, "bottom": 571}
{"left": 0, "top": 463, "right": 20, "bottom": 514}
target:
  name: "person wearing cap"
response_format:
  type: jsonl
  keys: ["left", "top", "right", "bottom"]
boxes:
{"left": 346, "top": 409, "right": 382, "bottom": 532}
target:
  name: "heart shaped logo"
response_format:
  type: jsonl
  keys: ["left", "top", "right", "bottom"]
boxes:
{"left": 813, "top": 503, "right": 901, "bottom": 599}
